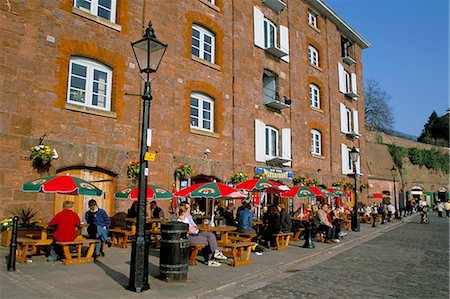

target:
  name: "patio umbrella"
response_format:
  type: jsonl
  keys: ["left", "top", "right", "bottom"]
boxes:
{"left": 174, "top": 182, "right": 245, "bottom": 226}
{"left": 281, "top": 185, "right": 315, "bottom": 199}
{"left": 236, "top": 178, "right": 289, "bottom": 220}
{"left": 327, "top": 188, "right": 347, "bottom": 198}
{"left": 114, "top": 184, "right": 173, "bottom": 200}
{"left": 22, "top": 175, "right": 102, "bottom": 196}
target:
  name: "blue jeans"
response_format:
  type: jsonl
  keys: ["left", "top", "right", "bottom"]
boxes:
{"left": 95, "top": 225, "right": 109, "bottom": 255}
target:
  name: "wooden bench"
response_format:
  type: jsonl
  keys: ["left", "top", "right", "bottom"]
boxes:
{"left": 110, "top": 225, "right": 136, "bottom": 248}
{"left": 55, "top": 239, "right": 98, "bottom": 265}
{"left": 16, "top": 237, "right": 53, "bottom": 264}
{"left": 291, "top": 228, "right": 305, "bottom": 241}
{"left": 189, "top": 244, "right": 206, "bottom": 266}
{"left": 224, "top": 242, "right": 256, "bottom": 267}
{"left": 228, "top": 231, "right": 257, "bottom": 242}
{"left": 272, "top": 233, "right": 293, "bottom": 250}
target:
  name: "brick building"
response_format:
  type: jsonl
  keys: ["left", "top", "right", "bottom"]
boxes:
{"left": 0, "top": 0, "right": 370, "bottom": 220}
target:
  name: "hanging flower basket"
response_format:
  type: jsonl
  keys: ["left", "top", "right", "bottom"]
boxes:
{"left": 127, "top": 161, "right": 140, "bottom": 179}
{"left": 174, "top": 164, "right": 192, "bottom": 179}
{"left": 30, "top": 144, "right": 57, "bottom": 168}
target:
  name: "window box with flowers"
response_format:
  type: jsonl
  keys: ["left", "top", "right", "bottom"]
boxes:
{"left": 30, "top": 144, "right": 57, "bottom": 168}
{"left": 127, "top": 161, "right": 140, "bottom": 180}
{"left": 174, "top": 164, "right": 192, "bottom": 180}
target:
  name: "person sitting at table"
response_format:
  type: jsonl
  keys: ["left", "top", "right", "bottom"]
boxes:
{"left": 237, "top": 203, "right": 257, "bottom": 234}
{"left": 312, "top": 204, "right": 334, "bottom": 244}
{"left": 47, "top": 201, "right": 81, "bottom": 262}
{"left": 262, "top": 204, "right": 281, "bottom": 248}
{"left": 85, "top": 199, "right": 111, "bottom": 259}
{"left": 127, "top": 201, "right": 138, "bottom": 218}
{"left": 223, "top": 203, "right": 236, "bottom": 226}
{"left": 150, "top": 200, "right": 164, "bottom": 219}
{"left": 278, "top": 203, "right": 292, "bottom": 233}
{"left": 176, "top": 203, "right": 227, "bottom": 267}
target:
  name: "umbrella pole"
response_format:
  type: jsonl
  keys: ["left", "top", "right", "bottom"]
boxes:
{"left": 210, "top": 199, "right": 215, "bottom": 227}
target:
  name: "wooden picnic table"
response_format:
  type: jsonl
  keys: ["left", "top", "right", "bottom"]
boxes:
{"left": 35, "top": 222, "right": 87, "bottom": 240}
{"left": 197, "top": 224, "right": 236, "bottom": 245}
{"left": 125, "top": 217, "right": 162, "bottom": 230}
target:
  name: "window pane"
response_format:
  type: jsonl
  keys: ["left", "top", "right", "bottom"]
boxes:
{"left": 98, "top": 7, "right": 111, "bottom": 20}
{"left": 72, "top": 63, "right": 87, "bottom": 77}
{"left": 99, "top": 0, "right": 111, "bottom": 9}
{"left": 191, "top": 117, "right": 198, "bottom": 127}
{"left": 203, "top": 120, "right": 211, "bottom": 130}
{"left": 204, "top": 53, "right": 211, "bottom": 62}
{"left": 76, "top": 0, "right": 91, "bottom": 11}
{"left": 203, "top": 111, "right": 210, "bottom": 120}
{"left": 190, "top": 97, "right": 198, "bottom": 107}
{"left": 70, "top": 77, "right": 86, "bottom": 90}
{"left": 192, "top": 38, "right": 200, "bottom": 48}
{"left": 204, "top": 35, "right": 211, "bottom": 44}
{"left": 94, "top": 69, "right": 107, "bottom": 82}
{"left": 204, "top": 44, "right": 211, "bottom": 53}
{"left": 265, "top": 128, "right": 269, "bottom": 155}
{"left": 192, "top": 28, "right": 200, "bottom": 38}
{"left": 192, "top": 48, "right": 199, "bottom": 57}
{"left": 70, "top": 89, "right": 85, "bottom": 103}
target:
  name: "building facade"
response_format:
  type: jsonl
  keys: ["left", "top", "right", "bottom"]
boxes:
{"left": 0, "top": 0, "right": 370, "bottom": 220}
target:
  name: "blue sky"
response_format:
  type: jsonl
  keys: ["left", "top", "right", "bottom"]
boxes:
{"left": 326, "top": 0, "right": 449, "bottom": 137}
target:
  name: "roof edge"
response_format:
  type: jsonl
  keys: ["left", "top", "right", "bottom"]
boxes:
{"left": 305, "top": 0, "right": 371, "bottom": 49}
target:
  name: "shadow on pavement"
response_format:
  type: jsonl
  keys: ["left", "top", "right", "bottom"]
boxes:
{"left": 94, "top": 260, "right": 129, "bottom": 289}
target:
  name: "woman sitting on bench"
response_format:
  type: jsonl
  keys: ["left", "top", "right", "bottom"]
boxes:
{"left": 176, "top": 203, "right": 227, "bottom": 267}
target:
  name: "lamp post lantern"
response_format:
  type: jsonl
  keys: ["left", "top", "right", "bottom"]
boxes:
{"left": 390, "top": 165, "right": 401, "bottom": 220}
{"left": 128, "top": 21, "right": 167, "bottom": 293}
{"left": 349, "top": 147, "right": 360, "bottom": 232}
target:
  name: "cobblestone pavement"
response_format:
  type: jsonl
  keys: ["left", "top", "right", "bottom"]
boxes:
{"left": 236, "top": 213, "right": 449, "bottom": 299}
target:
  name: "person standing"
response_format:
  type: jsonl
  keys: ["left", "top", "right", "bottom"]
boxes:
{"left": 444, "top": 200, "right": 450, "bottom": 219}
{"left": 47, "top": 201, "right": 81, "bottom": 261}
{"left": 278, "top": 203, "right": 292, "bottom": 233}
{"left": 437, "top": 201, "right": 444, "bottom": 218}
{"left": 387, "top": 202, "right": 396, "bottom": 222}
{"left": 85, "top": 199, "right": 111, "bottom": 258}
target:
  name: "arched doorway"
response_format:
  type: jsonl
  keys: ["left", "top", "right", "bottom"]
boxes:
{"left": 54, "top": 168, "right": 114, "bottom": 220}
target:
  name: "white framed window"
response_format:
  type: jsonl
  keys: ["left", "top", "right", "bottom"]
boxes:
{"left": 265, "top": 126, "right": 279, "bottom": 158}
{"left": 311, "top": 129, "right": 321, "bottom": 155}
{"left": 74, "top": 0, "right": 117, "bottom": 23}
{"left": 192, "top": 25, "right": 215, "bottom": 63}
{"left": 67, "top": 57, "right": 112, "bottom": 111}
{"left": 340, "top": 103, "right": 360, "bottom": 135}
{"left": 309, "top": 84, "right": 320, "bottom": 108}
{"left": 338, "top": 63, "right": 358, "bottom": 98}
{"left": 190, "top": 92, "right": 214, "bottom": 132}
{"left": 264, "top": 18, "right": 277, "bottom": 49}
{"left": 341, "top": 144, "right": 360, "bottom": 174}
{"left": 308, "top": 45, "right": 319, "bottom": 67}
{"left": 308, "top": 10, "right": 317, "bottom": 28}
{"left": 263, "top": 70, "right": 277, "bottom": 103}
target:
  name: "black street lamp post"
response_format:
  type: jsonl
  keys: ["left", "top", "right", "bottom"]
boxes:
{"left": 128, "top": 21, "right": 167, "bottom": 293}
{"left": 391, "top": 165, "right": 401, "bottom": 220}
{"left": 349, "top": 147, "right": 360, "bottom": 232}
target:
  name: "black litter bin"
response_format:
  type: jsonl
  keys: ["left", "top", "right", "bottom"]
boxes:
{"left": 159, "top": 221, "right": 189, "bottom": 281}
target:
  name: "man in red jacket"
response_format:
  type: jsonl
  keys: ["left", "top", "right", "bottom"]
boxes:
{"left": 47, "top": 201, "right": 81, "bottom": 261}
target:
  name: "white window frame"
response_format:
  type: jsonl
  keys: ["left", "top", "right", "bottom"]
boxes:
{"left": 341, "top": 144, "right": 360, "bottom": 174}
{"left": 265, "top": 126, "right": 279, "bottom": 159}
{"left": 264, "top": 18, "right": 277, "bottom": 49}
{"left": 190, "top": 92, "right": 214, "bottom": 132}
{"left": 263, "top": 70, "right": 277, "bottom": 103}
{"left": 74, "top": 0, "right": 117, "bottom": 23}
{"left": 309, "top": 83, "right": 320, "bottom": 108}
{"left": 311, "top": 129, "right": 321, "bottom": 156}
{"left": 308, "top": 45, "right": 319, "bottom": 67}
{"left": 308, "top": 10, "right": 317, "bottom": 28}
{"left": 192, "top": 24, "right": 215, "bottom": 64}
{"left": 344, "top": 70, "right": 351, "bottom": 93}
{"left": 67, "top": 57, "right": 112, "bottom": 111}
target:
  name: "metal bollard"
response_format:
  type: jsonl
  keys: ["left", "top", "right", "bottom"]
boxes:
{"left": 7, "top": 216, "right": 19, "bottom": 271}
{"left": 302, "top": 221, "right": 315, "bottom": 249}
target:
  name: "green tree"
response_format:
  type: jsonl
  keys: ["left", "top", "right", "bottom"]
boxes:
{"left": 364, "top": 79, "right": 395, "bottom": 131}
{"left": 418, "top": 111, "right": 449, "bottom": 147}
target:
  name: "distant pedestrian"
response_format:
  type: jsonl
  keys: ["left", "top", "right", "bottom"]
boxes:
{"left": 444, "top": 200, "right": 450, "bottom": 219}
{"left": 387, "top": 202, "right": 396, "bottom": 222}
{"left": 437, "top": 201, "right": 444, "bottom": 218}
{"left": 371, "top": 204, "right": 379, "bottom": 228}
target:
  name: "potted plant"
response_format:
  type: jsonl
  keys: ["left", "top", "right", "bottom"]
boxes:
{"left": 231, "top": 172, "right": 248, "bottom": 184}
{"left": 174, "top": 164, "right": 192, "bottom": 180}
{"left": 127, "top": 161, "right": 140, "bottom": 179}
{"left": 306, "top": 178, "right": 320, "bottom": 186}
{"left": 293, "top": 176, "right": 307, "bottom": 186}
{"left": 1, "top": 206, "right": 41, "bottom": 247}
